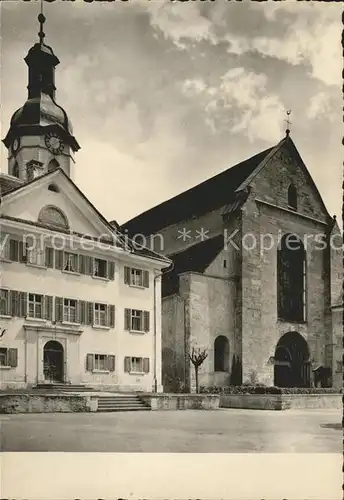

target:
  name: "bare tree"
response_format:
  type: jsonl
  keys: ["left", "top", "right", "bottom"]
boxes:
{"left": 188, "top": 347, "right": 208, "bottom": 393}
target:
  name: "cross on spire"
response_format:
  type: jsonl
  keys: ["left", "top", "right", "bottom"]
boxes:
{"left": 285, "top": 110, "right": 292, "bottom": 136}
{"left": 38, "top": 0, "right": 46, "bottom": 45}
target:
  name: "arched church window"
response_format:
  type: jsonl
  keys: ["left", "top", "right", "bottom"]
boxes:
{"left": 287, "top": 183, "right": 297, "bottom": 210}
{"left": 214, "top": 336, "right": 229, "bottom": 372}
{"left": 38, "top": 205, "right": 69, "bottom": 230}
{"left": 48, "top": 158, "right": 60, "bottom": 173}
{"left": 12, "top": 161, "right": 19, "bottom": 178}
{"left": 277, "top": 234, "right": 306, "bottom": 322}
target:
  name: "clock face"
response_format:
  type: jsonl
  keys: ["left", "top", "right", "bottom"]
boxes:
{"left": 12, "top": 137, "right": 20, "bottom": 154}
{"left": 45, "top": 132, "right": 64, "bottom": 154}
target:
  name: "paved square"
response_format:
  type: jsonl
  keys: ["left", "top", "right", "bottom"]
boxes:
{"left": 0, "top": 408, "right": 341, "bottom": 452}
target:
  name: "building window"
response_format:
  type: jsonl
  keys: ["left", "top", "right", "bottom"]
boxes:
{"left": 214, "top": 336, "right": 229, "bottom": 372}
{"left": 94, "top": 258, "right": 107, "bottom": 279}
{"left": 94, "top": 303, "right": 107, "bottom": 326}
{"left": 223, "top": 260, "right": 227, "bottom": 269}
{"left": 0, "top": 348, "right": 18, "bottom": 368}
{"left": 63, "top": 252, "right": 78, "bottom": 273}
{"left": 287, "top": 183, "right": 297, "bottom": 210}
{"left": 12, "top": 161, "right": 19, "bottom": 178}
{"left": 336, "top": 361, "right": 343, "bottom": 372}
{"left": 86, "top": 353, "right": 115, "bottom": 372}
{"left": 124, "top": 356, "right": 150, "bottom": 374}
{"left": 124, "top": 309, "right": 150, "bottom": 332}
{"left": 277, "top": 233, "right": 306, "bottom": 322}
{"left": 38, "top": 205, "right": 69, "bottom": 230}
{"left": 124, "top": 266, "right": 149, "bottom": 288}
{"left": 0, "top": 289, "right": 9, "bottom": 315}
{"left": 131, "top": 268, "right": 143, "bottom": 287}
{"left": 63, "top": 298, "right": 77, "bottom": 323}
{"left": 27, "top": 293, "right": 43, "bottom": 319}
{"left": 48, "top": 159, "right": 60, "bottom": 172}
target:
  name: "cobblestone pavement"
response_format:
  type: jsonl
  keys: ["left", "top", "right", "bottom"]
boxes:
{"left": 0, "top": 408, "right": 341, "bottom": 452}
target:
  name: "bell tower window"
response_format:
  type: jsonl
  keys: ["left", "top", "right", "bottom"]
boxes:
{"left": 12, "top": 161, "right": 19, "bottom": 178}
{"left": 27, "top": 160, "right": 44, "bottom": 182}
{"left": 48, "top": 158, "right": 60, "bottom": 172}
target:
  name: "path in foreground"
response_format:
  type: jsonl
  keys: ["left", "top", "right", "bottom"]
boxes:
{"left": 0, "top": 408, "right": 341, "bottom": 453}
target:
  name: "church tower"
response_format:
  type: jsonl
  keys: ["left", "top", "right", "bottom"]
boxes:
{"left": 2, "top": 12, "right": 80, "bottom": 183}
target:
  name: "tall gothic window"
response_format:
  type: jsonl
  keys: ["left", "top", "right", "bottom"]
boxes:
{"left": 12, "top": 161, "right": 19, "bottom": 178}
{"left": 214, "top": 336, "right": 229, "bottom": 372}
{"left": 287, "top": 183, "right": 297, "bottom": 210}
{"left": 277, "top": 234, "right": 306, "bottom": 322}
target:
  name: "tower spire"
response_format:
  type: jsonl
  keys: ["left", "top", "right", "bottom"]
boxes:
{"left": 38, "top": 4, "right": 46, "bottom": 46}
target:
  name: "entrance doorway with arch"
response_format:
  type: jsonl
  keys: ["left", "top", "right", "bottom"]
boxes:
{"left": 274, "top": 332, "right": 310, "bottom": 388}
{"left": 43, "top": 340, "right": 64, "bottom": 383}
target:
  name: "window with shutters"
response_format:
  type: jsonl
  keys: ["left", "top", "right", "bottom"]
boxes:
{"left": 8, "top": 239, "right": 27, "bottom": 263}
{"left": 86, "top": 353, "right": 115, "bottom": 372}
{"left": 27, "top": 293, "right": 43, "bottom": 319}
{"left": 63, "top": 298, "right": 78, "bottom": 323}
{"left": 63, "top": 252, "right": 79, "bottom": 273}
{"left": 124, "top": 266, "right": 149, "bottom": 288}
{"left": 0, "top": 347, "right": 18, "bottom": 368}
{"left": 124, "top": 356, "right": 150, "bottom": 374}
{"left": 94, "top": 303, "right": 107, "bottom": 327}
{"left": 94, "top": 258, "right": 107, "bottom": 279}
{"left": 125, "top": 308, "right": 149, "bottom": 333}
{"left": 0, "top": 289, "right": 9, "bottom": 316}
{"left": 0, "top": 348, "right": 7, "bottom": 366}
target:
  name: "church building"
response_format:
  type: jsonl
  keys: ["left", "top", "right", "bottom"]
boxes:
{"left": 0, "top": 14, "right": 170, "bottom": 392}
{"left": 122, "top": 131, "right": 343, "bottom": 391}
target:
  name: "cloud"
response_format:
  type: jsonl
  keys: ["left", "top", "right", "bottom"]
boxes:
{"left": 181, "top": 68, "right": 285, "bottom": 143}
{"left": 306, "top": 92, "right": 332, "bottom": 120}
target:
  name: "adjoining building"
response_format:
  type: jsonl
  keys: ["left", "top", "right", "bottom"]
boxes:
{"left": 121, "top": 133, "right": 343, "bottom": 392}
{"left": 0, "top": 14, "right": 170, "bottom": 392}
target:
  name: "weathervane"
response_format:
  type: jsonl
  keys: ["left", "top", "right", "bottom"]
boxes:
{"left": 285, "top": 110, "right": 292, "bottom": 136}
{"left": 38, "top": 0, "right": 46, "bottom": 45}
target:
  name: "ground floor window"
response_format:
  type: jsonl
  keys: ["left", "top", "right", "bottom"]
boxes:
{"left": 124, "top": 356, "right": 150, "bottom": 374}
{"left": 336, "top": 361, "right": 343, "bottom": 372}
{"left": 0, "top": 348, "right": 18, "bottom": 367}
{"left": 86, "top": 353, "right": 115, "bottom": 372}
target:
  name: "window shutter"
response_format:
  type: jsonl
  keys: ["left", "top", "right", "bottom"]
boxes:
{"left": 10, "top": 290, "right": 19, "bottom": 316}
{"left": 45, "top": 247, "right": 54, "bottom": 268}
{"left": 80, "top": 301, "right": 87, "bottom": 324}
{"left": 79, "top": 255, "right": 86, "bottom": 275}
{"left": 55, "top": 297, "right": 63, "bottom": 322}
{"left": 108, "top": 355, "right": 115, "bottom": 372}
{"left": 108, "top": 261, "right": 115, "bottom": 281}
{"left": 8, "top": 348, "right": 18, "bottom": 368}
{"left": 86, "top": 353, "right": 94, "bottom": 371}
{"left": 124, "top": 356, "right": 131, "bottom": 372}
{"left": 75, "top": 300, "right": 80, "bottom": 323}
{"left": 55, "top": 250, "right": 64, "bottom": 270}
{"left": 18, "top": 241, "right": 27, "bottom": 263}
{"left": 44, "top": 295, "right": 53, "bottom": 320}
{"left": 143, "top": 357, "right": 150, "bottom": 374}
{"left": 109, "top": 305, "right": 115, "bottom": 328}
{"left": 124, "top": 266, "right": 130, "bottom": 284}
{"left": 84, "top": 256, "right": 93, "bottom": 276}
{"left": 143, "top": 270, "right": 149, "bottom": 288}
{"left": 87, "top": 302, "right": 93, "bottom": 325}
{"left": 144, "top": 311, "right": 150, "bottom": 332}
{"left": 9, "top": 239, "right": 19, "bottom": 262}
{"left": 124, "top": 308, "right": 131, "bottom": 330}
{"left": 19, "top": 292, "right": 27, "bottom": 317}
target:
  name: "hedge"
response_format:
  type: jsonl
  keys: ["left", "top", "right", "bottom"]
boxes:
{"left": 199, "top": 386, "right": 342, "bottom": 395}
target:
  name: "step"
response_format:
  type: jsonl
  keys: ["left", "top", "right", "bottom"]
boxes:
{"left": 97, "top": 407, "right": 151, "bottom": 412}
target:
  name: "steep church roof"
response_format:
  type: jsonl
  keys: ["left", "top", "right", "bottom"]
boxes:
{"left": 120, "top": 146, "right": 273, "bottom": 236}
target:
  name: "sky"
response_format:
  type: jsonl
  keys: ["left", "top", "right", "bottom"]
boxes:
{"left": 1, "top": 0, "right": 342, "bottom": 225}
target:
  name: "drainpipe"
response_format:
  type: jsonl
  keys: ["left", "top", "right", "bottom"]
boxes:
{"left": 153, "top": 262, "right": 174, "bottom": 393}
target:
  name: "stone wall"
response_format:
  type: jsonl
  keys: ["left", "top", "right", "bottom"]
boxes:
{"left": 140, "top": 393, "right": 220, "bottom": 410}
{"left": 219, "top": 393, "right": 342, "bottom": 410}
{"left": 0, "top": 394, "right": 95, "bottom": 413}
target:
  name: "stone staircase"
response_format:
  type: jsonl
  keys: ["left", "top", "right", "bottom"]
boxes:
{"left": 97, "top": 394, "right": 150, "bottom": 412}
